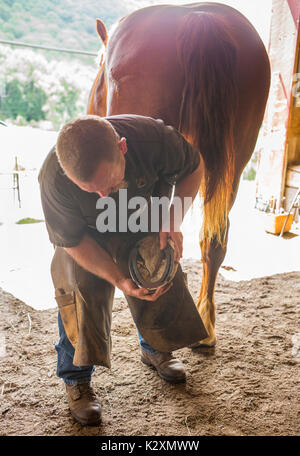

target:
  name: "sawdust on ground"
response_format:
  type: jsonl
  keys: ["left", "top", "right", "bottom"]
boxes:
{"left": 0, "top": 259, "right": 299, "bottom": 436}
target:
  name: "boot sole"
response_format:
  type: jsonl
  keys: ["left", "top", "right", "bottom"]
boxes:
{"left": 141, "top": 357, "right": 186, "bottom": 384}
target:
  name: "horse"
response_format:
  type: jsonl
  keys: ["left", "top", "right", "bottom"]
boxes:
{"left": 87, "top": 2, "right": 271, "bottom": 347}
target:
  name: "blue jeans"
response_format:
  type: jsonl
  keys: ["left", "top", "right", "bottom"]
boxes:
{"left": 55, "top": 312, "right": 157, "bottom": 385}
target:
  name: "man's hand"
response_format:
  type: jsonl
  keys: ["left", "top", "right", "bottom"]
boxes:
{"left": 116, "top": 277, "right": 173, "bottom": 302}
{"left": 159, "top": 229, "right": 183, "bottom": 263}
{"left": 65, "top": 235, "right": 173, "bottom": 301}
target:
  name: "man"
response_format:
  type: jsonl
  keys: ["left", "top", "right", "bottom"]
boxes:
{"left": 39, "top": 114, "right": 206, "bottom": 426}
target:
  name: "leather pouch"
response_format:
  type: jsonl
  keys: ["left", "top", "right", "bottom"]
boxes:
{"left": 55, "top": 289, "right": 78, "bottom": 347}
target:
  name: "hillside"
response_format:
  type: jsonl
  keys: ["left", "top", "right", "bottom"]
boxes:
{"left": 0, "top": 1, "right": 161, "bottom": 128}
{"left": 0, "top": 0, "right": 158, "bottom": 58}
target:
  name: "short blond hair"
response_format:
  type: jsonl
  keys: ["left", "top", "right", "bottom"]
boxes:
{"left": 56, "top": 115, "right": 120, "bottom": 182}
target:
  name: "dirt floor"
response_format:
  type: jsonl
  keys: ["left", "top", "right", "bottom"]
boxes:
{"left": 0, "top": 259, "right": 299, "bottom": 436}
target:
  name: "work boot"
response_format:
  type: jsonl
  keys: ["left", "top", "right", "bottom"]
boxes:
{"left": 140, "top": 350, "right": 186, "bottom": 383}
{"left": 65, "top": 383, "right": 102, "bottom": 426}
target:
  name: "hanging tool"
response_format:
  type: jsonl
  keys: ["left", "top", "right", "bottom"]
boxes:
{"left": 279, "top": 187, "right": 300, "bottom": 237}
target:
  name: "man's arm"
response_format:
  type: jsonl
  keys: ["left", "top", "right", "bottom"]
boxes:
{"left": 64, "top": 234, "right": 172, "bottom": 301}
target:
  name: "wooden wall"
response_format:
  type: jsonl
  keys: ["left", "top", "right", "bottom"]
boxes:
{"left": 256, "top": 0, "right": 300, "bottom": 212}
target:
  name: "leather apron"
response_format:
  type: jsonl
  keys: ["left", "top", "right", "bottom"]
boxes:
{"left": 51, "top": 233, "right": 208, "bottom": 367}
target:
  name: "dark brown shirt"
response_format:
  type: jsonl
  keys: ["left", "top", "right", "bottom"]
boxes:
{"left": 38, "top": 115, "right": 200, "bottom": 247}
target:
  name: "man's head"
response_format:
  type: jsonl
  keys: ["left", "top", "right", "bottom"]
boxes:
{"left": 56, "top": 115, "right": 127, "bottom": 197}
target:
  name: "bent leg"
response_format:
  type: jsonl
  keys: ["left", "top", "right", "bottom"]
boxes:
{"left": 55, "top": 311, "right": 95, "bottom": 385}
{"left": 51, "top": 246, "right": 115, "bottom": 368}
{"left": 113, "top": 235, "right": 208, "bottom": 351}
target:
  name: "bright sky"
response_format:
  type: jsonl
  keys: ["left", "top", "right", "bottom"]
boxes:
{"left": 130, "top": 0, "right": 273, "bottom": 47}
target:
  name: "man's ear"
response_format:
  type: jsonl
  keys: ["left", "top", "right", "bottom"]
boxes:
{"left": 119, "top": 137, "right": 127, "bottom": 155}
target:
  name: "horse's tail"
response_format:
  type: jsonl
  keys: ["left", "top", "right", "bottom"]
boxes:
{"left": 177, "top": 12, "right": 238, "bottom": 246}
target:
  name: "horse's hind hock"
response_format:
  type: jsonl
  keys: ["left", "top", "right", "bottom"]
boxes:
{"left": 191, "top": 296, "right": 216, "bottom": 348}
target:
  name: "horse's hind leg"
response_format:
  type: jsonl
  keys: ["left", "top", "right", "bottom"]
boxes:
{"left": 191, "top": 221, "right": 230, "bottom": 348}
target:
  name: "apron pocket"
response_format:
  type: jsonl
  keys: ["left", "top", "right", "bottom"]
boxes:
{"left": 55, "top": 289, "right": 78, "bottom": 347}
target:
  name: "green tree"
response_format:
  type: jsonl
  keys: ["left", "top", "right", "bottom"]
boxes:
{"left": 0, "top": 78, "right": 25, "bottom": 118}
{"left": 0, "top": 78, "right": 47, "bottom": 121}
{"left": 0, "top": 3, "right": 11, "bottom": 22}
{"left": 23, "top": 80, "right": 47, "bottom": 121}
{"left": 54, "top": 81, "right": 80, "bottom": 123}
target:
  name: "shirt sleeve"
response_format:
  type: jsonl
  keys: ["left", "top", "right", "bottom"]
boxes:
{"left": 158, "top": 123, "right": 200, "bottom": 185}
{"left": 39, "top": 175, "right": 87, "bottom": 248}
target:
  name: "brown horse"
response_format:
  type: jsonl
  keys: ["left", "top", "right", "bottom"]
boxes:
{"left": 88, "top": 2, "right": 270, "bottom": 347}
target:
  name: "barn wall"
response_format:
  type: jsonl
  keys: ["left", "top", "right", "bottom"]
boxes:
{"left": 268, "top": 0, "right": 298, "bottom": 98}
{"left": 256, "top": 0, "right": 299, "bottom": 212}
